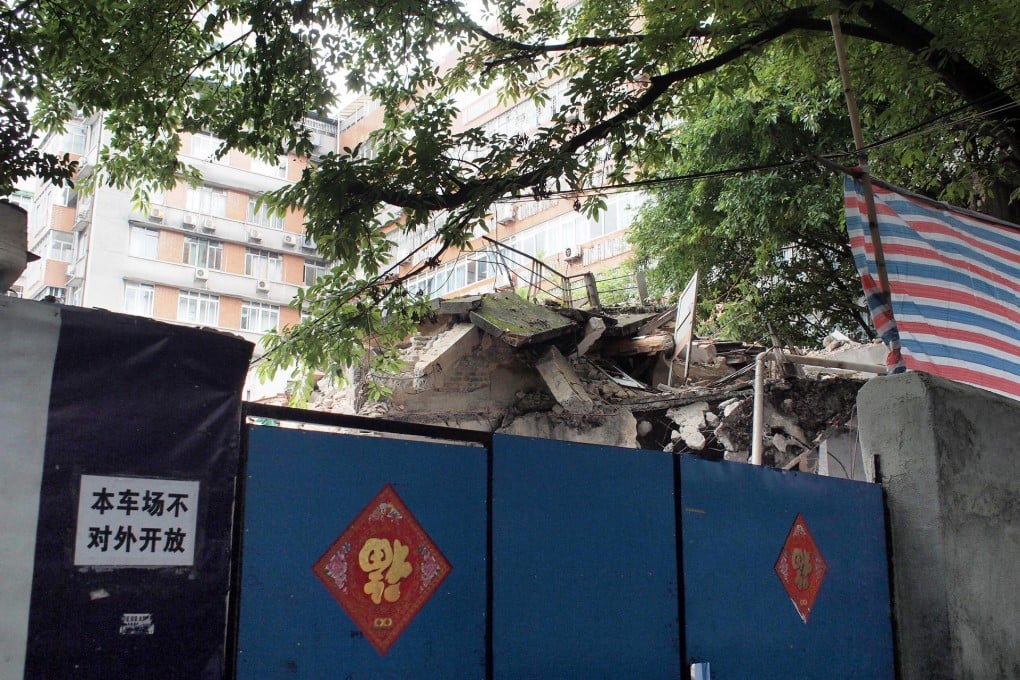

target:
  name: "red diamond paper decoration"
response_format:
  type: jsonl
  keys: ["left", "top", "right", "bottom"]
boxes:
{"left": 312, "top": 484, "right": 451, "bottom": 655}
{"left": 774, "top": 513, "right": 827, "bottom": 623}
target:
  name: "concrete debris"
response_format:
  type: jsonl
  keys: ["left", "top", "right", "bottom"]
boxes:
{"left": 413, "top": 323, "right": 479, "bottom": 390}
{"left": 535, "top": 346, "right": 595, "bottom": 414}
{"left": 498, "top": 409, "right": 638, "bottom": 449}
{"left": 575, "top": 317, "right": 607, "bottom": 357}
{"left": 720, "top": 399, "right": 742, "bottom": 417}
{"left": 258, "top": 290, "right": 874, "bottom": 473}
{"left": 666, "top": 401, "right": 710, "bottom": 450}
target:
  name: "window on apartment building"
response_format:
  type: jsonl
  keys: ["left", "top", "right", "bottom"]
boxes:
{"left": 250, "top": 155, "right": 288, "bottom": 178}
{"left": 128, "top": 225, "right": 159, "bottom": 259}
{"left": 136, "top": 182, "right": 164, "bottom": 207}
{"left": 405, "top": 251, "right": 494, "bottom": 299}
{"left": 56, "top": 184, "right": 77, "bottom": 208}
{"left": 191, "top": 133, "right": 227, "bottom": 162}
{"left": 303, "top": 260, "right": 327, "bottom": 286}
{"left": 245, "top": 248, "right": 282, "bottom": 280}
{"left": 240, "top": 301, "right": 279, "bottom": 332}
{"left": 74, "top": 229, "right": 89, "bottom": 264}
{"left": 183, "top": 236, "right": 223, "bottom": 270}
{"left": 466, "top": 254, "right": 491, "bottom": 284}
{"left": 123, "top": 282, "right": 154, "bottom": 316}
{"left": 49, "top": 231, "right": 74, "bottom": 262}
{"left": 185, "top": 185, "right": 228, "bottom": 217}
{"left": 246, "top": 197, "right": 286, "bottom": 230}
{"left": 65, "top": 124, "right": 88, "bottom": 155}
{"left": 178, "top": 290, "right": 219, "bottom": 325}
{"left": 588, "top": 194, "right": 643, "bottom": 240}
{"left": 34, "top": 286, "right": 67, "bottom": 302}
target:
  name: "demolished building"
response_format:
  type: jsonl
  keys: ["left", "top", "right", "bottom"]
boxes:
{"left": 260, "top": 291, "right": 885, "bottom": 477}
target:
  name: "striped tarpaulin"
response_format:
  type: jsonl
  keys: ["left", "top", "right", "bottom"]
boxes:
{"left": 844, "top": 176, "right": 1020, "bottom": 401}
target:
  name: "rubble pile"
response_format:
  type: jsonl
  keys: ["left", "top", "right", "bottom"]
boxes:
{"left": 262, "top": 290, "right": 882, "bottom": 471}
{"left": 647, "top": 377, "right": 863, "bottom": 468}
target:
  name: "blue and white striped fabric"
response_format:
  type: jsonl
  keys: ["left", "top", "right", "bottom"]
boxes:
{"left": 845, "top": 176, "right": 1020, "bottom": 401}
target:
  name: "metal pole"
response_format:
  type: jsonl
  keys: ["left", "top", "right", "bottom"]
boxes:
{"left": 751, "top": 352, "right": 768, "bottom": 465}
{"left": 830, "top": 12, "right": 895, "bottom": 309}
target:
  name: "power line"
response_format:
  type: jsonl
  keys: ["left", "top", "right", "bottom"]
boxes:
{"left": 492, "top": 83, "right": 1020, "bottom": 202}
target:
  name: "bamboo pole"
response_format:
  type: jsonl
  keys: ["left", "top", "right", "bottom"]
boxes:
{"left": 830, "top": 12, "right": 895, "bottom": 309}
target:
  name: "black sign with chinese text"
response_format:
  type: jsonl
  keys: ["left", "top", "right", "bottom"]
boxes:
{"left": 24, "top": 307, "right": 252, "bottom": 679}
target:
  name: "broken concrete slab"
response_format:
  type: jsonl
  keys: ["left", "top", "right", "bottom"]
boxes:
{"left": 576, "top": 317, "right": 607, "bottom": 357}
{"left": 469, "top": 291, "right": 576, "bottom": 347}
{"left": 413, "top": 323, "right": 480, "bottom": 389}
{"left": 602, "top": 312, "right": 661, "bottom": 337}
{"left": 535, "top": 345, "right": 594, "bottom": 414}
{"left": 433, "top": 295, "right": 483, "bottom": 316}
{"left": 499, "top": 409, "right": 637, "bottom": 448}
{"left": 636, "top": 306, "right": 676, "bottom": 336}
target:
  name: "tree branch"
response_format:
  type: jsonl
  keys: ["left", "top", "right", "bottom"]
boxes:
{"left": 461, "top": 5, "right": 894, "bottom": 61}
{"left": 355, "top": 7, "right": 816, "bottom": 212}
{"left": 841, "top": 0, "right": 1020, "bottom": 161}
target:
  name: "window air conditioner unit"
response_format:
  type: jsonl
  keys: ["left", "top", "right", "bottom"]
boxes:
{"left": 195, "top": 267, "right": 209, "bottom": 280}
{"left": 257, "top": 279, "right": 270, "bottom": 292}
{"left": 282, "top": 233, "right": 298, "bottom": 246}
{"left": 563, "top": 245, "right": 582, "bottom": 261}
{"left": 302, "top": 235, "right": 316, "bottom": 250}
{"left": 149, "top": 207, "right": 164, "bottom": 222}
{"left": 72, "top": 209, "right": 91, "bottom": 232}
{"left": 182, "top": 213, "right": 198, "bottom": 229}
{"left": 248, "top": 228, "right": 263, "bottom": 242}
{"left": 308, "top": 131, "right": 322, "bottom": 146}
{"left": 201, "top": 218, "right": 216, "bottom": 232}
{"left": 496, "top": 204, "right": 516, "bottom": 224}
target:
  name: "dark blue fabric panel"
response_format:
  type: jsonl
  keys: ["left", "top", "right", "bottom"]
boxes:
{"left": 25, "top": 308, "right": 252, "bottom": 679}
{"left": 492, "top": 433, "right": 680, "bottom": 679}
{"left": 237, "top": 426, "right": 488, "bottom": 679}
{"left": 680, "top": 455, "right": 895, "bottom": 679}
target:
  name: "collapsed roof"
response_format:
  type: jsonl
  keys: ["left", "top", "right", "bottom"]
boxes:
{"left": 263, "top": 291, "right": 885, "bottom": 473}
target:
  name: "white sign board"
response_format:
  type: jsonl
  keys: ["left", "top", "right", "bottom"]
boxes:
{"left": 670, "top": 270, "right": 699, "bottom": 385}
{"left": 74, "top": 475, "right": 200, "bottom": 567}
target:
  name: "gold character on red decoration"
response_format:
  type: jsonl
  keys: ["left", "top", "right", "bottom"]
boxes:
{"left": 359, "top": 538, "right": 413, "bottom": 604}
{"left": 791, "top": 547, "right": 813, "bottom": 590}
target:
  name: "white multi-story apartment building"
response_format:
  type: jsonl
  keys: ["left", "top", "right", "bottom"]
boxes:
{"left": 18, "top": 114, "right": 337, "bottom": 341}
{"left": 337, "top": 85, "right": 645, "bottom": 303}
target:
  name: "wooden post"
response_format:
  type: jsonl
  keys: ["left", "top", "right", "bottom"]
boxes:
{"left": 830, "top": 12, "right": 895, "bottom": 310}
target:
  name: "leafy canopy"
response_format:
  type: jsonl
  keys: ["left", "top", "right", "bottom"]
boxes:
{"left": 3, "top": 0, "right": 1019, "bottom": 388}
{"left": 629, "top": 93, "right": 872, "bottom": 346}
{"left": 630, "top": 2, "right": 1019, "bottom": 346}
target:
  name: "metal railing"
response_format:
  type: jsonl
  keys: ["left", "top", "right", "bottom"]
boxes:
{"left": 482, "top": 236, "right": 601, "bottom": 310}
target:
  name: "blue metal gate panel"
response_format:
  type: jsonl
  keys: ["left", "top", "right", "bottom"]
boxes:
{"left": 237, "top": 426, "right": 488, "bottom": 679}
{"left": 680, "top": 455, "right": 894, "bottom": 679}
{"left": 492, "top": 434, "right": 680, "bottom": 679}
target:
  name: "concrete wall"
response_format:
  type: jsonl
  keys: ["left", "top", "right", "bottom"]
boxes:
{"left": 857, "top": 372, "right": 1020, "bottom": 680}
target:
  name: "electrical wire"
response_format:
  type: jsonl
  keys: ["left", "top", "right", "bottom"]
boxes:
{"left": 490, "top": 82, "right": 1020, "bottom": 203}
